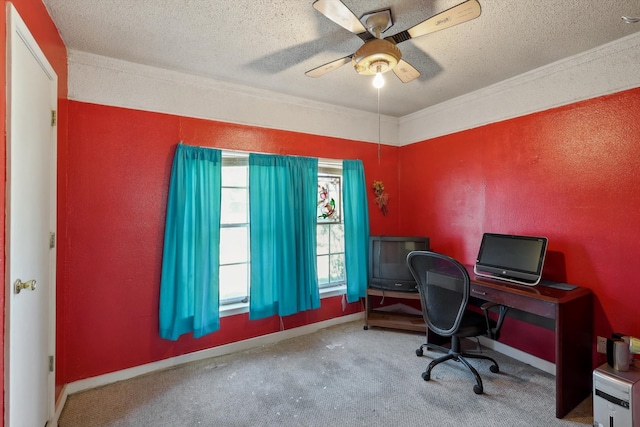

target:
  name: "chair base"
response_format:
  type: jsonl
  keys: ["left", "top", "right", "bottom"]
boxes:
{"left": 416, "top": 339, "right": 499, "bottom": 394}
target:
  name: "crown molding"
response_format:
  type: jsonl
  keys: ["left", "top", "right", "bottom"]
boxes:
{"left": 67, "top": 50, "right": 401, "bottom": 146}
{"left": 399, "top": 32, "right": 640, "bottom": 146}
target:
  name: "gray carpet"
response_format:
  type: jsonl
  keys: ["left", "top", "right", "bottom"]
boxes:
{"left": 58, "top": 321, "right": 593, "bottom": 426}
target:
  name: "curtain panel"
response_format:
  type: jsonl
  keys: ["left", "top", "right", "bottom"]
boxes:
{"left": 342, "top": 160, "right": 370, "bottom": 303}
{"left": 159, "top": 143, "right": 222, "bottom": 340}
{"left": 248, "top": 153, "right": 320, "bottom": 319}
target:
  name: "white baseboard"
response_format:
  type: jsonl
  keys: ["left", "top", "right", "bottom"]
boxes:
{"left": 475, "top": 336, "right": 556, "bottom": 376}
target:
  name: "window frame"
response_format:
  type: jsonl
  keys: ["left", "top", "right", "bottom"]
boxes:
{"left": 316, "top": 163, "right": 345, "bottom": 289}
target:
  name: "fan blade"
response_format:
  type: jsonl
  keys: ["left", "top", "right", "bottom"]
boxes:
{"left": 393, "top": 60, "right": 420, "bottom": 83}
{"left": 313, "top": 0, "right": 367, "bottom": 35}
{"left": 387, "top": 0, "right": 481, "bottom": 44}
{"left": 305, "top": 56, "right": 353, "bottom": 78}
{"left": 408, "top": 0, "right": 481, "bottom": 38}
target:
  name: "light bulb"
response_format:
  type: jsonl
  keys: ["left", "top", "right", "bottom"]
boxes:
{"left": 373, "top": 72, "right": 384, "bottom": 89}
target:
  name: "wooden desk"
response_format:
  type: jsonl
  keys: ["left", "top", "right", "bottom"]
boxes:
{"left": 465, "top": 265, "right": 593, "bottom": 419}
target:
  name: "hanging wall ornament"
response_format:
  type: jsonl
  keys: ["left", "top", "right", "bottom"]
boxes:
{"left": 372, "top": 180, "right": 388, "bottom": 215}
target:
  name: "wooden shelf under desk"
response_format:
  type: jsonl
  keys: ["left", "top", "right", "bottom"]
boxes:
{"left": 364, "top": 287, "right": 426, "bottom": 332}
{"left": 365, "top": 311, "right": 426, "bottom": 332}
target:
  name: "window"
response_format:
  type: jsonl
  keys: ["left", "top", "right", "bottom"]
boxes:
{"left": 219, "top": 153, "right": 344, "bottom": 305}
{"left": 220, "top": 154, "right": 250, "bottom": 304}
{"left": 316, "top": 167, "right": 345, "bottom": 289}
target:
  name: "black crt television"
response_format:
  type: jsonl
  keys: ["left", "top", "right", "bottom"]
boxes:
{"left": 369, "top": 236, "right": 430, "bottom": 292}
{"left": 474, "top": 233, "right": 548, "bottom": 286}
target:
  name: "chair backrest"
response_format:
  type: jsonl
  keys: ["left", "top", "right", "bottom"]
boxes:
{"left": 406, "top": 251, "right": 470, "bottom": 337}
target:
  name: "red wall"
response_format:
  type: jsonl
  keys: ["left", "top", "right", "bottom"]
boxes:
{"left": 58, "top": 101, "right": 400, "bottom": 384}
{"left": 1, "top": 0, "right": 67, "bottom": 422}
{"left": 398, "top": 88, "right": 640, "bottom": 364}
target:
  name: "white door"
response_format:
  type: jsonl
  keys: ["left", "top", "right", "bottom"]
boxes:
{"left": 5, "top": 3, "right": 57, "bottom": 427}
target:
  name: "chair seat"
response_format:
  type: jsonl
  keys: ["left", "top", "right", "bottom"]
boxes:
{"left": 454, "top": 310, "right": 496, "bottom": 338}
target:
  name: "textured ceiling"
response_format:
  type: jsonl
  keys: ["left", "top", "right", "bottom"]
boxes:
{"left": 43, "top": 0, "right": 640, "bottom": 117}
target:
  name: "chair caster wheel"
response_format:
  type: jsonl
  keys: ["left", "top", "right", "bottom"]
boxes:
{"left": 473, "top": 384, "right": 483, "bottom": 394}
{"left": 490, "top": 364, "right": 499, "bottom": 373}
{"left": 422, "top": 371, "right": 430, "bottom": 381}
{"left": 363, "top": 325, "right": 368, "bottom": 330}
{"left": 416, "top": 348, "right": 423, "bottom": 357}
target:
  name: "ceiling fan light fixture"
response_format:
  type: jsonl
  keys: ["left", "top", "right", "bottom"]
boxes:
{"left": 352, "top": 38, "right": 401, "bottom": 76}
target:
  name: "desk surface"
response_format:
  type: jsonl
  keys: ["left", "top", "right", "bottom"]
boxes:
{"left": 465, "top": 264, "right": 590, "bottom": 304}
{"left": 465, "top": 265, "right": 592, "bottom": 321}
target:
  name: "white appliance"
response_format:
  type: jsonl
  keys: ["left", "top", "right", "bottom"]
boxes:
{"left": 593, "top": 364, "right": 640, "bottom": 427}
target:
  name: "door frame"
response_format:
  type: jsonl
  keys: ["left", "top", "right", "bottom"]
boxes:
{"left": 5, "top": 2, "right": 58, "bottom": 425}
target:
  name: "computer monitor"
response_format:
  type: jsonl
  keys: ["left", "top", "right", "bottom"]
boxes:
{"left": 474, "top": 233, "right": 548, "bottom": 286}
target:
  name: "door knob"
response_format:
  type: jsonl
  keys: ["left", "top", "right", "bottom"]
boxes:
{"left": 14, "top": 279, "right": 36, "bottom": 294}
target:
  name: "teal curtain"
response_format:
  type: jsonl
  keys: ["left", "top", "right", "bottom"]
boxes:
{"left": 159, "top": 143, "right": 222, "bottom": 340}
{"left": 343, "top": 160, "right": 370, "bottom": 303}
{"left": 248, "top": 153, "right": 320, "bottom": 319}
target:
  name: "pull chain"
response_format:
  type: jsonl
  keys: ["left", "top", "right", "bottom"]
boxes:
{"left": 377, "top": 86, "right": 381, "bottom": 165}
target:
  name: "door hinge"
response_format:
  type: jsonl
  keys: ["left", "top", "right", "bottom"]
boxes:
{"left": 49, "top": 355, "right": 54, "bottom": 372}
{"left": 49, "top": 232, "right": 56, "bottom": 249}
{"left": 51, "top": 110, "right": 57, "bottom": 127}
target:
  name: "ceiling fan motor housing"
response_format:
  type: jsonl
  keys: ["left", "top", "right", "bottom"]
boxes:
{"left": 352, "top": 38, "right": 402, "bottom": 75}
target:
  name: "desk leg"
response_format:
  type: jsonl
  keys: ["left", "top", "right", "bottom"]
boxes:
{"left": 555, "top": 293, "right": 593, "bottom": 418}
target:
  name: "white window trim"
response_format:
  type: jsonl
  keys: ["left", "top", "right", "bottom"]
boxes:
{"left": 220, "top": 284, "right": 347, "bottom": 318}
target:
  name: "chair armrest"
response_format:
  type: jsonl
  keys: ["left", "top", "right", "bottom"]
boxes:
{"left": 481, "top": 302, "right": 509, "bottom": 340}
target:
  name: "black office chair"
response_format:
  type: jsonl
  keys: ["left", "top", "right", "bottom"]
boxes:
{"left": 407, "top": 250, "right": 508, "bottom": 394}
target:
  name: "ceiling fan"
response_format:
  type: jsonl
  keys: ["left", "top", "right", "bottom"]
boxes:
{"left": 306, "top": 0, "right": 481, "bottom": 84}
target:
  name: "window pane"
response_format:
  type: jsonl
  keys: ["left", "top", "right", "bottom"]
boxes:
{"left": 221, "top": 188, "right": 248, "bottom": 224}
{"left": 222, "top": 165, "right": 247, "bottom": 187}
{"left": 330, "top": 254, "right": 345, "bottom": 283}
{"left": 317, "top": 175, "right": 341, "bottom": 223}
{"left": 220, "top": 264, "right": 248, "bottom": 301}
{"left": 330, "top": 223, "right": 344, "bottom": 253}
{"left": 220, "top": 227, "right": 248, "bottom": 265}
{"left": 317, "top": 255, "right": 329, "bottom": 286}
{"left": 317, "top": 224, "right": 329, "bottom": 255}
{"left": 316, "top": 172, "right": 344, "bottom": 288}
